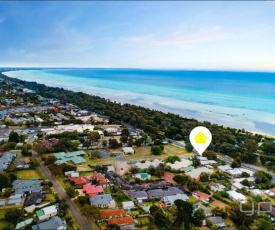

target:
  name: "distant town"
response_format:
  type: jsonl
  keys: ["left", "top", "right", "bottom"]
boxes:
{"left": 0, "top": 74, "right": 275, "bottom": 230}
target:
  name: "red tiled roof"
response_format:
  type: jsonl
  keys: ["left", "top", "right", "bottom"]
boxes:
{"left": 91, "top": 173, "right": 107, "bottom": 185}
{"left": 107, "top": 216, "right": 135, "bottom": 226}
{"left": 83, "top": 184, "right": 103, "bottom": 196}
{"left": 100, "top": 209, "right": 127, "bottom": 219}
{"left": 70, "top": 177, "right": 90, "bottom": 186}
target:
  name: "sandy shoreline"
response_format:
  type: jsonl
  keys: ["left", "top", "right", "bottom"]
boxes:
{"left": 2, "top": 70, "right": 275, "bottom": 137}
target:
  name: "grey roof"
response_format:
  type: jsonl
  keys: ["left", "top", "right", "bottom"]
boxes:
{"left": 89, "top": 194, "right": 114, "bottom": 205}
{"left": 147, "top": 187, "right": 183, "bottom": 198}
{"left": 12, "top": 179, "right": 42, "bottom": 194}
{"left": 208, "top": 216, "right": 225, "bottom": 225}
{"left": 0, "top": 153, "right": 16, "bottom": 172}
{"left": 8, "top": 198, "right": 22, "bottom": 205}
{"left": 125, "top": 190, "right": 148, "bottom": 199}
{"left": 25, "top": 192, "right": 45, "bottom": 206}
{"left": 32, "top": 216, "right": 66, "bottom": 230}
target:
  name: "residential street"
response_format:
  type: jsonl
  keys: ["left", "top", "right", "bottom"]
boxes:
{"left": 33, "top": 152, "right": 94, "bottom": 230}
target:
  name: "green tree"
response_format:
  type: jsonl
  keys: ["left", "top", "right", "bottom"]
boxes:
{"left": 81, "top": 205, "right": 100, "bottom": 220}
{"left": 185, "top": 142, "right": 193, "bottom": 152}
{"left": 0, "top": 173, "right": 11, "bottom": 190}
{"left": 65, "top": 187, "right": 76, "bottom": 198}
{"left": 202, "top": 151, "right": 217, "bottom": 160}
{"left": 192, "top": 208, "right": 205, "bottom": 226}
{"left": 174, "top": 200, "right": 193, "bottom": 229}
{"left": 4, "top": 188, "right": 12, "bottom": 197}
{"left": 173, "top": 175, "right": 190, "bottom": 185}
{"left": 8, "top": 131, "right": 19, "bottom": 143}
{"left": 192, "top": 157, "right": 200, "bottom": 168}
{"left": 151, "top": 146, "right": 163, "bottom": 155}
{"left": 256, "top": 218, "right": 272, "bottom": 230}
{"left": 199, "top": 172, "right": 209, "bottom": 182}
{"left": 5, "top": 208, "right": 22, "bottom": 222}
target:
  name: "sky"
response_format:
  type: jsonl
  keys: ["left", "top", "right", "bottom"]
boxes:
{"left": 0, "top": 1, "right": 275, "bottom": 71}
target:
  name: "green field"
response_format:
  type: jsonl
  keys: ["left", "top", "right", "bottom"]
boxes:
{"left": 17, "top": 169, "right": 41, "bottom": 179}
{"left": 0, "top": 221, "right": 14, "bottom": 229}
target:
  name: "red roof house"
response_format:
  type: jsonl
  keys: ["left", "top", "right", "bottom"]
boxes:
{"left": 91, "top": 173, "right": 108, "bottom": 185}
{"left": 83, "top": 184, "right": 103, "bottom": 196}
{"left": 70, "top": 176, "right": 91, "bottom": 187}
{"left": 100, "top": 209, "right": 127, "bottom": 219}
{"left": 107, "top": 216, "right": 135, "bottom": 226}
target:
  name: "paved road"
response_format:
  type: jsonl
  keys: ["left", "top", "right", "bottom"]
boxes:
{"left": 33, "top": 152, "right": 93, "bottom": 230}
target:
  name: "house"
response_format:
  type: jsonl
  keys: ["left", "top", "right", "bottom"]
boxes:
{"left": 122, "top": 147, "right": 135, "bottom": 155}
{"left": 36, "top": 205, "right": 58, "bottom": 221}
{"left": 194, "top": 203, "right": 212, "bottom": 216}
{"left": 226, "top": 168, "right": 242, "bottom": 178}
{"left": 100, "top": 209, "right": 127, "bottom": 219}
{"left": 83, "top": 184, "right": 103, "bottom": 196}
{"left": 64, "top": 171, "right": 79, "bottom": 177}
{"left": 185, "top": 167, "right": 213, "bottom": 180}
{"left": 54, "top": 151, "right": 86, "bottom": 165}
{"left": 231, "top": 182, "right": 248, "bottom": 190}
{"left": 210, "top": 182, "right": 226, "bottom": 192}
{"left": 0, "top": 152, "right": 16, "bottom": 172}
{"left": 122, "top": 201, "right": 135, "bottom": 210}
{"left": 32, "top": 216, "right": 67, "bottom": 230}
{"left": 250, "top": 189, "right": 263, "bottom": 196}
{"left": 260, "top": 203, "right": 275, "bottom": 218}
{"left": 134, "top": 159, "right": 162, "bottom": 170}
{"left": 107, "top": 216, "right": 135, "bottom": 226}
{"left": 200, "top": 160, "right": 217, "bottom": 166}
{"left": 147, "top": 187, "right": 183, "bottom": 199}
{"left": 8, "top": 193, "right": 23, "bottom": 206}
{"left": 134, "top": 173, "right": 151, "bottom": 180}
{"left": 91, "top": 173, "right": 108, "bottom": 186}
{"left": 161, "top": 194, "right": 189, "bottom": 207}
{"left": 25, "top": 192, "right": 45, "bottom": 206}
{"left": 125, "top": 190, "right": 148, "bottom": 200}
{"left": 217, "top": 165, "right": 232, "bottom": 172}
{"left": 207, "top": 216, "right": 225, "bottom": 228}
{"left": 25, "top": 204, "right": 36, "bottom": 213}
{"left": 166, "top": 158, "right": 193, "bottom": 171}
{"left": 70, "top": 176, "right": 90, "bottom": 187}
{"left": 194, "top": 132, "right": 207, "bottom": 144}
{"left": 89, "top": 194, "right": 116, "bottom": 208}
{"left": 227, "top": 190, "right": 247, "bottom": 203}
{"left": 15, "top": 218, "right": 33, "bottom": 230}
{"left": 12, "top": 179, "right": 43, "bottom": 194}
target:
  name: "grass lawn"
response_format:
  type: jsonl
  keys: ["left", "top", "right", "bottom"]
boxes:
{"left": 56, "top": 176, "right": 71, "bottom": 188}
{"left": 137, "top": 216, "right": 151, "bottom": 225}
{"left": 163, "top": 144, "right": 194, "bottom": 157}
{"left": 79, "top": 171, "right": 93, "bottom": 176}
{"left": 16, "top": 169, "right": 41, "bottom": 179}
{"left": 225, "top": 218, "right": 234, "bottom": 227}
{"left": 0, "top": 221, "right": 14, "bottom": 229}
{"left": 44, "top": 194, "right": 55, "bottom": 201}
{"left": 0, "top": 209, "right": 6, "bottom": 219}
{"left": 188, "top": 196, "right": 199, "bottom": 204}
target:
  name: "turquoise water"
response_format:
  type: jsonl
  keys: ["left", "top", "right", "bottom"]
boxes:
{"left": 4, "top": 69, "right": 275, "bottom": 135}
{"left": 38, "top": 69, "right": 275, "bottom": 113}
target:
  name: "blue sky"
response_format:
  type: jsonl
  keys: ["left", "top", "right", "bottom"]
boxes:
{"left": 0, "top": 1, "right": 274, "bottom": 71}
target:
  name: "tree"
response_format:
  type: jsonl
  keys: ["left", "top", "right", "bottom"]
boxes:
{"left": 192, "top": 157, "right": 200, "bottom": 168}
{"left": 151, "top": 146, "right": 163, "bottom": 155}
{"left": 60, "top": 200, "right": 70, "bottom": 213}
{"left": 202, "top": 151, "right": 217, "bottom": 160}
{"left": 165, "top": 155, "right": 181, "bottom": 164}
{"left": 185, "top": 142, "right": 193, "bottom": 152}
{"left": 77, "top": 196, "right": 89, "bottom": 205}
{"left": 81, "top": 205, "right": 100, "bottom": 220}
{"left": 0, "top": 173, "right": 11, "bottom": 190}
{"left": 4, "top": 188, "right": 12, "bottom": 197}
{"left": 192, "top": 208, "right": 205, "bottom": 226}
{"left": 5, "top": 208, "right": 22, "bottom": 222}
{"left": 8, "top": 131, "right": 19, "bottom": 143}
{"left": 199, "top": 172, "right": 209, "bottom": 182}
{"left": 173, "top": 175, "right": 190, "bottom": 185}
{"left": 44, "top": 156, "right": 57, "bottom": 165}
{"left": 65, "top": 187, "right": 77, "bottom": 198}
{"left": 231, "top": 159, "right": 241, "bottom": 168}
{"left": 240, "top": 179, "right": 251, "bottom": 187}
{"left": 174, "top": 200, "right": 193, "bottom": 229}
{"left": 212, "top": 206, "right": 227, "bottom": 218}
{"left": 89, "top": 132, "right": 100, "bottom": 143}
{"left": 256, "top": 218, "right": 272, "bottom": 230}
{"left": 109, "top": 139, "right": 120, "bottom": 148}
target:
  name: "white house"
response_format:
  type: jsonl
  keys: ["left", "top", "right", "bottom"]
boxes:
{"left": 36, "top": 205, "right": 58, "bottom": 221}
{"left": 122, "top": 201, "right": 135, "bottom": 210}
{"left": 122, "top": 147, "right": 134, "bottom": 155}
{"left": 166, "top": 158, "right": 192, "bottom": 171}
{"left": 134, "top": 159, "right": 162, "bottom": 170}
{"left": 161, "top": 194, "right": 189, "bottom": 207}
{"left": 210, "top": 182, "right": 226, "bottom": 192}
{"left": 227, "top": 190, "right": 247, "bottom": 203}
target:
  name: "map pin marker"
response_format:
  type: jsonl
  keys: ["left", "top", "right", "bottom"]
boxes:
{"left": 189, "top": 126, "right": 212, "bottom": 155}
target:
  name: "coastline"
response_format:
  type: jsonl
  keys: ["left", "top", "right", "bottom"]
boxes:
{"left": 2, "top": 70, "right": 275, "bottom": 137}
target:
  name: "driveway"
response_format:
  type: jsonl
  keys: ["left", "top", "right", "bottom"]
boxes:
{"left": 34, "top": 152, "right": 95, "bottom": 230}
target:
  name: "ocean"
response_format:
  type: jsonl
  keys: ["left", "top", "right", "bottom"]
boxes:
{"left": 3, "top": 69, "right": 275, "bottom": 135}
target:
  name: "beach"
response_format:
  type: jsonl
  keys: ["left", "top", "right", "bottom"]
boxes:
{"left": 3, "top": 69, "right": 275, "bottom": 136}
